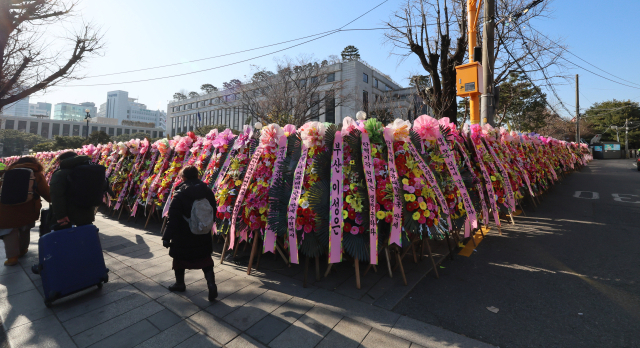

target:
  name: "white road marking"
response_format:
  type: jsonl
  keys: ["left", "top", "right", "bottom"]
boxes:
{"left": 611, "top": 193, "right": 640, "bottom": 203}
{"left": 573, "top": 191, "right": 599, "bottom": 199}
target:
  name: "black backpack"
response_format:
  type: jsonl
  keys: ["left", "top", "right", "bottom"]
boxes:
{"left": 67, "top": 164, "right": 107, "bottom": 207}
{"left": 0, "top": 168, "right": 38, "bottom": 205}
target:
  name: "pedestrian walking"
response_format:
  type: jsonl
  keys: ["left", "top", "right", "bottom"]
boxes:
{"left": 50, "top": 151, "right": 106, "bottom": 228}
{"left": 162, "top": 165, "right": 218, "bottom": 301}
{"left": 0, "top": 157, "right": 51, "bottom": 266}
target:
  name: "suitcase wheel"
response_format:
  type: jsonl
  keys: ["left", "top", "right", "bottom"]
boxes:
{"left": 97, "top": 282, "right": 103, "bottom": 289}
{"left": 102, "top": 274, "right": 109, "bottom": 284}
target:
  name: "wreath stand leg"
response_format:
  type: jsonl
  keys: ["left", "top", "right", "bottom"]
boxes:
{"left": 393, "top": 246, "right": 408, "bottom": 285}
{"left": 324, "top": 263, "right": 333, "bottom": 278}
{"left": 354, "top": 258, "right": 361, "bottom": 289}
{"left": 303, "top": 256, "right": 310, "bottom": 288}
{"left": 144, "top": 205, "right": 155, "bottom": 229}
{"left": 220, "top": 234, "right": 230, "bottom": 264}
{"left": 509, "top": 212, "right": 515, "bottom": 225}
{"left": 423, "top": 239, "right": 439, "bottom": 279}
{"left": 444, "top": 233, "right": 455, "bottom": 261}
{"left": 246, "top": 232, "right": 261, "bottom": 275}
{"left": 160, "top": 216, "right": 168, "bottom": 236}
{"left": 233, "top": 240, "right": 242, "bottom": 258}
{"left": 384, "top": 246, "right": 393, "bottom": 278}
{"left": 274, "top": 240, "right": 289, "bottom": 267}
{"left": 517, "top": 200, "right": 527, "bottom": 216}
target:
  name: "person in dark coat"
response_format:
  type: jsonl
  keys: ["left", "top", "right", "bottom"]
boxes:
{"left": 162, "top": 165, "right": 218, "bottom": 300}
{"left": 0, "top": 157, "right": 51, "bottom": 266}
{"left": 50, "top": 152, "right": 98, "bottom": 227}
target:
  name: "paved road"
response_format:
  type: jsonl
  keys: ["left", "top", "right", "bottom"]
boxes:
{"left": 395, "top": 159, "right": 640, "bottom": 348}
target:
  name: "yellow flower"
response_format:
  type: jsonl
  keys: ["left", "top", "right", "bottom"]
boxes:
{"left": 350, "top": 160, "right": 355, "bottom": 165}
{"left": 419, "top": 202, "right": 427, "bottom": 210}
{"left": 412, "top": 212, "right": 421, "bottom": 220}
{"left": 458, "top": 202, "right": 463, "bottom": 209}
{"left": 259, "top": 207, "right": 267, "bottom": 214}
{"left": 404, "top": 194, "right": 412, "bottom": 201}
{"left": 343, "top": 210, "right": 348, "bottom": 219}
{"left": 490, "top": 176, "right": 496, "bottom": 182}
{"left": 412, "top": 168, "right": 422, "bottom": 177}
{"left": 402, "top": 178, "right": 409, "bottom": 185}
{"left": 346, "top": 195, "right": 353, "bottom": 203}
{"left": 350, "top": 183, "right": 356, "bottom": 191}
{"left": 372, "top": 148, "right": 378, "bottom": 155}
{"left": 434, "top": 219, "right": 439, "bottom": 225}
{"left": 376, "top": 211, "right": 386, "bottom": 220}
{"left": 409, "top": 194, "right": 416, "bottom": 202}
{"left": 261, "top": 215, "right": 267, "bottom": 221}
{"left": 235, "top": 180, "right": 242, "bottom": 186}
{"left": 386, "top": 211, "right": 393, "bottom": 218}
{"left": 424, "top": 210, "right": 431, "bottom": 218}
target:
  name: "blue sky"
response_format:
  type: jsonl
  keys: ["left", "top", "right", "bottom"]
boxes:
{"left": 30, "top": 0, "right": 640, "bottom": 118}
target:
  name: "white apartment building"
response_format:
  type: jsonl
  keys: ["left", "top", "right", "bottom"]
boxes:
{"left": 99, "top": 90, "right": 166, "bottom": 130}
{"left": 3, "top": 97, "right": 30, "bottom": 117}
{"left": 29, "top": 102, "right": 52, "bottom": 117}
{"left": 166, "top": 60, "right": 431, "bottom": 137}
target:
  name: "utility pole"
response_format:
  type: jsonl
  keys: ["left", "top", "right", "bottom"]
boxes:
{"left": 575, "top": 74, "right": 580, "bottom": 143}
{"left": 466, "top": 0, "right": 481, "bottom": 124}
{"left": 481, "top": 0, "right": 495, "bottom": 126}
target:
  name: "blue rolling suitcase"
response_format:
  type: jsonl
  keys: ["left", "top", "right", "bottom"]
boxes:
{"left": 37, "top": 224, "right": 110, "bottom": 307}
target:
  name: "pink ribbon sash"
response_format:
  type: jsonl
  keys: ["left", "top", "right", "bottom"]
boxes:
{"left": 229, "top": 147, "right": 264, "bottom": 249}
{"left": 457, "top": 142, "right": 489, "bottom": 229}
{"left": 286, "top": 146, "right": 309, "bottom": 264}
{"left": 213, "top": 148, "right": 239, "bottom": 190}
{"left": 131, "top": 150, "right": 160, "bottom": 216}
{"left": 382, "top": 129, "right": 403, "bottom": 247}
{"left": 436, "top": 134, "right": 477, "bottom": 229}
{"left": 361, "top": 133, "right": 378, "bottom": 264}
{"left": 472, "top": 142, "right": 501, "bottom": 227}
{"left": 329, "top": 132, "right": 344, "bottom": 264}
{"left": 114, "top": 152, "right": 141, "bottom": 210}
{"left": 486, "top": 144, "right": 515, "bottom": 211}
{"left": 264, "top": 135, "right": 288, "bottom": 254}
{"left": 405, "top": 140, "right": 452, "bottom": 230}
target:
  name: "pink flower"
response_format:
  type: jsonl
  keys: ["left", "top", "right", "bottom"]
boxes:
{"left": 341, "top": 117, "right": 358, "bottom": 134}
{"left": 300, "top": 122, "right": 326, "bottom": 148}
{"left": 233, "top": 125, "right": 254, "bottom": 150}
{"left": 413, "top": 115, "right": 439, "bottom": 141}
{"left": 283, "top": 124, "right": 297, "bottom": 137}
{"left": 350, "top": 226, "right": 359, "bottom": 235}
{"left": 304, "top": 224, "right": 312, "bottom": 233}
{"left": 260, "top": 124, "right": 284, "bottom": 148}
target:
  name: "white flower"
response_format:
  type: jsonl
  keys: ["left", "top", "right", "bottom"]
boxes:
{"left": 301, "top": 200, "right": 309, "bottom": 209}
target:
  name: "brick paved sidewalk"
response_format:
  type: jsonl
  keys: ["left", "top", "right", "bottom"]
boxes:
{"left": 0, "top": 212, "right": 492, "bottom": 348}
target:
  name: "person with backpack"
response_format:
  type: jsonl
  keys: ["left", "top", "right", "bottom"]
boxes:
{"left": 162, "top": 165, "right": 218, "bottom": 301}
{"left": 50, "top": 151, "right": 106, "bottom": 228}
{"left": 0, "top": 157, "right": 51, "bottom": 266}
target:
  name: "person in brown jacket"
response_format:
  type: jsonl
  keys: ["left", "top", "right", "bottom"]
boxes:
{"left": 0, "top": 157, "right": 51, "bottom": 266}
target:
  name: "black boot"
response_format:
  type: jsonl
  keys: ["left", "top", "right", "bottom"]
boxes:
{"left": 203, "top": 268, "right": 218, "bottom": 301}
{"left": 168, "top": 269, "right": 186, "bottom": 292}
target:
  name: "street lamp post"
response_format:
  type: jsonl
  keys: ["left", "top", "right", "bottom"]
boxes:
{"left": 84, "top": 109, "right": 91, "bottom": 139}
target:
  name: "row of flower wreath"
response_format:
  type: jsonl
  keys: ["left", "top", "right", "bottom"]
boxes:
{"left": 31, "top": 115, "right": 592, "bottom": 265}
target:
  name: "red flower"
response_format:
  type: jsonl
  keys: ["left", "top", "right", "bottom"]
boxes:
{"left": 344, "top": 222, "right": 352, "bottom": 232}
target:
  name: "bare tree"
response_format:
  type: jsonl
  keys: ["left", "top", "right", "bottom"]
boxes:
{"left": 229, "top": 56, "right": 353, "bottom": 127}
{"left": 385, "top": 0, "right": 567, "bottom": 124}
{"left": 0, "top": 0, "right": 104, "bottom": 114}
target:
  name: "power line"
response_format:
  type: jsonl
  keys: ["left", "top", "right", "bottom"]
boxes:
{"left": 81, "top": 1, "right": 390, "bottom": 80}
{"left": 527, "top": 25, "right": 640, "bottom": 88}
{"left": 559, "top": 56, "right": 640, "bottom": 90}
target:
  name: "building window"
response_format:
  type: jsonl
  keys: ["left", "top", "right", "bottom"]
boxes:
{"left": 225, "top": 108, "right": 230, "bottom": 127}
{"left": 327, "top": 73, "right": 335, "bottom": 83}
{"left": 108, "top": 128, "right": 114, "bottom": 136}
{"left": 30, "top": 122, "right": 38, "bottom": 134}
{"left": 62, "top": 124, "right": 70, "bottom": 136}
{"left": 91, "top": 126, "right": 98, "bottom": 134}
{"left": 363, "top": 73, "right": 368, "bottom": 83}
{"left": 72, "top": 125, "right": 80, "bottom": 136}
{"left": 125, "top": 128, "right": 130, "bottom": 134}
{"left": 52, "top": 123, "right": 60, "bottom": 136}
{"left": 325, "top": 91, "right": 335, "bottom": 124}
{"left": 100, "top": 127, "right": 106, "bottom": 132}
{"left": 116, "top": 128, "right": 122, "bottom": 136}
{"left": 41, "top": 123, "right": 49, "bottom": 138}
{"left": 153, "top": 131, "right": 157, "bottom": 138}
{"left": 310, "top": 93, "right": 319, "bottom": 121}
{"left": 18, "top": 121, "right": 27, "bottom": 131}
{"left": 5, "top": 120, "right": 14, "bottom": 129}
{"left": 362, "top": 90, "right": 369, "bottom": 113}
{"left": 385, "top": 84, "right": 392, "bottom": 91}
{"left": 374, "top": 79, "right": 378, "bottom": 88}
